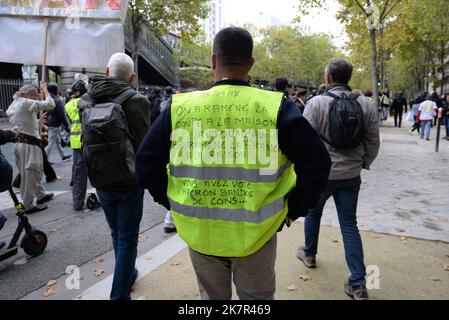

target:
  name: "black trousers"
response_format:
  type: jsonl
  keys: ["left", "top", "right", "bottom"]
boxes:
{"left": 394, "top": 110, "right": 403, "bottom": 128}
{"left": 13, "top": 147, "right": 57, "bottom": 187}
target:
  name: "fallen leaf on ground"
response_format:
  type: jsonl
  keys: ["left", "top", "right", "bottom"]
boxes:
{"left": 13, "top": 258, "right": 27, "bottom": 266}
{"left": 396, "top": 227, "right": 406, "bottom": 233}
{"left": 299, "top": 274, "right": 311, "bottom": 281}
{"left": 371, "top": 235, "right": 382, "bottom": 239}
{"left": 94, "top": 269, "right": 106, "bottom": 278}
{"left": 399, "top": 236, "right": 407, "bottom": 241}
{"left": 146, "top": 256, "right": 153, "bottom": 261}
{"left": 43, "top": 287, "right": 58, "bottom": 297}
{"left": 91, "top": 258, "right": 104, "bottom": 264}
{"left": 138, "top": 234, "right": 148, "bottom": 242}
{"left": 287, "top": 285, "right": 298, "bottom": 291}
{"left": 431, "top": 277, "right": 441, "bottom": 282}
{"left": 443, "top": 264, "right": 449, "bottom": 271}
{"left": 49, "top": 227, "right": 63, "bottom": 233}
{"left": 170, "top": 261, "right": 181, "bottom": 266}
{"left": 47, "top": 280, "right": 57, "bottom": 286}
{"left": 331, "top": 239, "right": 339, "bottom": 243}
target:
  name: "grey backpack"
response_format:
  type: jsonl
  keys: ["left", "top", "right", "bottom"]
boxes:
{"left": 78, "top": 89, "right": 137, "bottom": 188}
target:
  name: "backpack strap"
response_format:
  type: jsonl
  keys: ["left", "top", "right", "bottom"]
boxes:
{"left": 324, "top": 91, "right": 340, "bottom": 99}
{"left": 112, "top": 89, "right": 137, "bottom": 105}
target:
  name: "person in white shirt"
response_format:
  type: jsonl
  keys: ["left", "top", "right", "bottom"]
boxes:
{"left": 418, "top": 95, "right": 438, "bottom": 141}
{"left": 7, "top": 82, "right": 56, "bottom": 214}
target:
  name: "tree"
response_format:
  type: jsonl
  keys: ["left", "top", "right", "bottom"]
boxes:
{"left": 175, "top": 33, "right": 214, "bottom": 89}
{"left": 249, "top": 26, "right": 337, "bottom": 88}
{"left": 127, "top": 0, "right": 210, "bottom": 81}
{"left": 297, "top": 0, "right": 402, "bottom": 106}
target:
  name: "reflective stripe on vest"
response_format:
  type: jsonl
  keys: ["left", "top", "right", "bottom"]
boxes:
{"left": 168, "top": 85, "right": 297, "bottom": 257}
{"left": 169, "top": 197, "right": 284, "bottom": 223}
{"left": 169, "top": 160, "right": 292, "bottom": 183}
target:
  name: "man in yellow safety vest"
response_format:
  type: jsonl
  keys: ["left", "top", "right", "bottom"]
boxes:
{"left": 136, "top": 27, "right": 331, "bottom": 300}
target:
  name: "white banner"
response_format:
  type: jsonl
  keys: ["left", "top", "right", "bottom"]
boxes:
{"left": 0, "top": 0, "right": 128, "bottom": 22}
{"left": 0, "top": 16, "right": 125, "bottom": 69}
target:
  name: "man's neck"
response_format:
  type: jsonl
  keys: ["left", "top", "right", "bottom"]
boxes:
{"left": 214, "top": 69, "right": 248, "bottom": 83}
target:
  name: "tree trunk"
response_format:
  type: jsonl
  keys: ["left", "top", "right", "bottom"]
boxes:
{"left": 369, "top": 28, "right": 379, "bottom": 108}
{"left": 131, "top": 23, "right": 141, "bottom": 89}
{"left": 441, "top": 41, "right": 446, "bottom": 94}
{"left": 379, "top": 27, "right": 386, "bottom": 91}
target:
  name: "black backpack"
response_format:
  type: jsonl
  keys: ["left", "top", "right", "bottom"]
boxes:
{"left": 322, "top": 91, "right": 364, "bottom": 150}
{"left": 78, "top": 89, "right": 137, "bottom": 188}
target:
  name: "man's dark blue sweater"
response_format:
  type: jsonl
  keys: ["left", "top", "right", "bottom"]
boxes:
{"left": 136, "top": 80, "right": 331, "bottom": 220}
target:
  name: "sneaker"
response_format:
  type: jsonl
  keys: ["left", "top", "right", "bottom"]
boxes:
{"left": 74, "top": 205, "right": 84, "bottom": 212}
{"left": 164, "top": 226, "right": 177, "bottom": 233}
{"left": 62, "top": 155, "right": 72, "bottom": 161}
{"left": 47, "top": 176, "right": 61, "bottom": 184}
{"left": 0, "top": 241, "right": 5, "bottom": 250}
{"left": 36, "top": 193, "right": 54, "bottom": 205}
{"left": 344, "top": 281, "right": 369, "bottom": 300}
{"left": 426, "top": 138, "right": 431, "bottom": 141}
{"left": 26, "top": 204, "right": 48, "bottom": 215}
{"left": 296, "top": 246, "right": 316, "bottom": 268}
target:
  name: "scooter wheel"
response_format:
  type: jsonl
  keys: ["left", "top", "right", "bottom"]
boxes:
{"left": 21, "top": 230, "right": 48, "bottom": 257}
{"left": 86, "top": 194, "right": 100, "bottom": 210}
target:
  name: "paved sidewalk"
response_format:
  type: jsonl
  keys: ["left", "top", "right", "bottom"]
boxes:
{"left": 128, "top": 121, "right": 449, "bottom": 300}
{"left": 131, "top": 222, "right": 449, "bottom": 300}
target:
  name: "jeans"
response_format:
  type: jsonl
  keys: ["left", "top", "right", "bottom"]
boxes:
{"left": 97, "top": 187, "right": 144, "bottom": 300}
{"left": 420, "top": 120, "right": 432, "bottom": 139}
{"left": 304, "top": 176, "right": 366, "bottom": 286}
{"left": 72, "top": 150, "right": 87, "bottom": 210}
{"left": 382, "top": 106, "right": 389, "bottom": 120}
{"left": 444, "top": 116, "right": 449, "bottom": 137}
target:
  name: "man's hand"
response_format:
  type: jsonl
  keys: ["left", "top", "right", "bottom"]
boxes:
{"left": 40, "top": 81, "right": 50, "bottom": 97}
{"left": 10, "top": 128, "right": 19, "bottom": 137}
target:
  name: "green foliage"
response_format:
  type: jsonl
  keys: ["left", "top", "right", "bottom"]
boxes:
{"left": 250, "top": 26, "right": 338, "bottom": 87}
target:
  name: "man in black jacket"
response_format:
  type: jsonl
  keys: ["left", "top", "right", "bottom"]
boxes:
{"left": 80, "top": 53, "right": 151, "bottom": 300}
{"left": 392, "top": 92, "right": 407, "bottom": 128}
{"left": 44, "top": 83, "right": 71, "bottom": 161}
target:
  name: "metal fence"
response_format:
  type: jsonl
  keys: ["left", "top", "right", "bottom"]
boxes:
{"left": 0, "top": 78, "right": 23, "bottom": 117}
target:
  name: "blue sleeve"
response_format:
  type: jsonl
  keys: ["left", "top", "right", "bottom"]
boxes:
{"left": 136, "top": 103, "right": 172, "bottom": 210}
{"left": 0, "top": 129, "right": 16, "bottom": 146}
{"left": 277, "top": 98, "right": 331, "bottom": 219}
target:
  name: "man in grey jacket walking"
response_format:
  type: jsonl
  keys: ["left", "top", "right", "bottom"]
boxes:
{"left": 297, "top": 58, "right": 380, "bottom": 300}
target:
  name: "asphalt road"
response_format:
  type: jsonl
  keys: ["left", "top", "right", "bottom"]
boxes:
{"left": 0, "top": 123, "right": 167, "bottom": 300}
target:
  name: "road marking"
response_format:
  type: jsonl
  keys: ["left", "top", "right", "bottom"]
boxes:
{"left": 76, "top": 234, "right": 187, "bottom": 300}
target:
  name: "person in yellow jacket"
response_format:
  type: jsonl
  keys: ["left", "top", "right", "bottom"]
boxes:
{"left": 136, "top": 27, "right": 331, "bottom": 300}
{"left": 65, "top": 80, "right": 88, "bottom": 211}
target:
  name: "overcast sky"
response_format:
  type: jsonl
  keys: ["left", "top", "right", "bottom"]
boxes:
{"left": 223, "top": 0, "right": 347, "bottom": 49}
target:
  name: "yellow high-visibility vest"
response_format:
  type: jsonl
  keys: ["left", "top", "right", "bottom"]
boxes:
{"left": 168, "top": 85, "right": 296, "bottom": 257}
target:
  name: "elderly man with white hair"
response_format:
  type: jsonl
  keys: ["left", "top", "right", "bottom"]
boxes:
{"left": 79, "top": 52, "right": 151, "bottom": 300}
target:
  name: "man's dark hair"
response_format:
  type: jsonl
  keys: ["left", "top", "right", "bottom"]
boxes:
{"left": 325, "top": 58, "right": 353, "bottom": 84}
{"left": 47, "top": 82, "right": 59, "bottom": 95}
{"left": 213, "top": 27, "right": 253, "bottom": 67}
{"left": 297, "top": 88, "right": 308, "bottom": 97}
{"left": 275, "top": 77, "right": 288, "bottom": 92}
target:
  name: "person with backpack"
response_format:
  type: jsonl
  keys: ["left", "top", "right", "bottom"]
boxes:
{"left": 298, "top": 58, "right": 380, "bottom": 300}
{"left": 78, "top": 53, "right": 151, "bottom": 300}
{"left": 65, "top": 80, "right": 89, "bottom": 211}
{"left": 379, "top": 90, "right": 391, "bottom": 121}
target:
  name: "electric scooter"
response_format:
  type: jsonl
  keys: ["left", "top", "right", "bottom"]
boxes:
{"left": 0, "top": 188, "right": 48, "bottom": 263}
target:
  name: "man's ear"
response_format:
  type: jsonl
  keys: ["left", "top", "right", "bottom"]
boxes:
{"left": 248, "top": 57, "right": 255, "bottom": 71}
{"left": 129, "top": 73, "right": 136, "bottom": 85}
{"left": 106, "top": 66, "right": 110, "bottom": 78}
{"left": 325, "top": 73, "right": 332, "bottom": 86}
{"left": 211, "top": 54, "right": 217, "bottom": 71}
